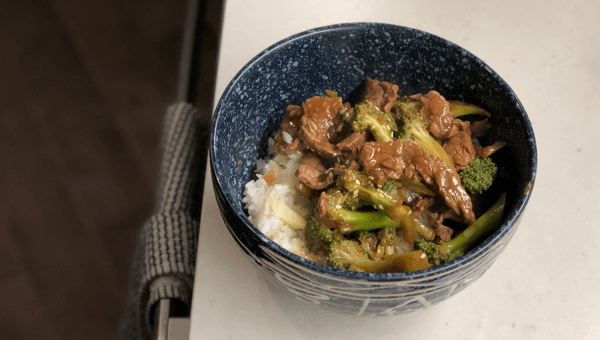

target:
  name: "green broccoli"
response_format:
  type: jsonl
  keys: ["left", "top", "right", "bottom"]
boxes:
{"left": 305, "top": 207, "right": 335, "bottom": 252}
{"left": 393, "top": 99, "right": 457, "bottom": 173}
{"left": 328, "top": 239, "right": 377, "bottom": 272}
{"left": 381, "top": 180, "right": 396, "bottom": 193}
{"left": 339, "top": 169, "right": 436, "bottom": 241}
{"left": 352, "top": 100, "right": 398, "bottom": 142}
{"left": 328, "top": 239, "right": 431, "bottom": 273}
{"left": 459, "top": 157, "right": 498, "bottom": 195}
{"left": 358, "top": 230, "right": 379, "bottom": 258}
{"left": 448, "top": 100, "right": 491, "bottom": 118}
{"left": 304, "top": 189, "right": 403, "bottom": 251}
{"left": 378, "top": 226, "right": 399, "bottom": 256}
{"left": 414, "top": 193, "right": 506, "bottom": 266}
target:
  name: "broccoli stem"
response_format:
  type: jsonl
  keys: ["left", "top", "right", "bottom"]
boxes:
{"left": 416, "top": 193, "right": 506, "bottom": 265}
{"left": 439, "top": 192, "right": 506, "bottom": 258}
{"left": 394, "top": 100, "right": 457, "bottom": 173}
{"left": 340, "top": 170, "right": 436, "bottom": 241}
{"left": 330, "top": 208, "right": 401, "bottom": 234}
{"left": 448, "top": 100, "right": 491, "bottom": 118}
{"left": 409, "top": 125, "right": 457, "bottom": 173}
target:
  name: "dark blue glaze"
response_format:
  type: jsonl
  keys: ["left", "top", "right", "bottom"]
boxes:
{"left": 210, "top": 23, "right": 537, "bottom": 315}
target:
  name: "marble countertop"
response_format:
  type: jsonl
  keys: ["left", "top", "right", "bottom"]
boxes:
{"left": 190, "top": 1, "right": 600, "bottom": 339}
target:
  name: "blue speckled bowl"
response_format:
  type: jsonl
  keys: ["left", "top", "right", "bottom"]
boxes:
{"left": 210, "top": 23, "right": 537, "bottom": 315}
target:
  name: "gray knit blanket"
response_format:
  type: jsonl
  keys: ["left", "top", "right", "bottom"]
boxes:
{"left": 118, "top": 102, "right": 209, "bottom": 340}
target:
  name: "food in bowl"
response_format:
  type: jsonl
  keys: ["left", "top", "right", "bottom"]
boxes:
{"left": 243, "top": 78, "right": 507, "bottom": 274}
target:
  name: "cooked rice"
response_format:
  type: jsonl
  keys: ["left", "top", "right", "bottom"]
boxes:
{"left": 242, "top": 138, "right": 312, "bottom": 256}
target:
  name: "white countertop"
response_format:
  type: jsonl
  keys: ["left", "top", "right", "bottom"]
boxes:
{"left": 190, "top": 1, "right": 600, "bottom": 339}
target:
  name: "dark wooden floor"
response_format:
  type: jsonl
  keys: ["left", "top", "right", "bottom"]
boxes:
{"left": 0, "top": 0, "right": 189, "bottom": 338}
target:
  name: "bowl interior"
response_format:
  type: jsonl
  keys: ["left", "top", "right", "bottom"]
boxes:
{"left": 210, "top": 23, "right": 536, "bottom": 279}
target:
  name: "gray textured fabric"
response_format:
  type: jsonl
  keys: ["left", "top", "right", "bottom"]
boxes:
{"left": 119, "top": 102, "right": 209, "bottom": 340}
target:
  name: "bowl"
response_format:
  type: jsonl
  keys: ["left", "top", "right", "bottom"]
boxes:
{"left": 210, "top": 23, "right": 537, "bottom": 316}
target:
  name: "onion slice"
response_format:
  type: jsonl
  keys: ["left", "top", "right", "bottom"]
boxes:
{"left": 269, "top": 197, "right": 307, "bottom": 229}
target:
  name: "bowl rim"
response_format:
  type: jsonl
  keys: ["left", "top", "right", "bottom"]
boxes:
{"left": 210, "top": 22, "right": 537, "bottom": 282}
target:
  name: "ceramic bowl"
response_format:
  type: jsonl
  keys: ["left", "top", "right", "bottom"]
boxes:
{"left": 210, "top": 23, "right": 537, "bottom": 316}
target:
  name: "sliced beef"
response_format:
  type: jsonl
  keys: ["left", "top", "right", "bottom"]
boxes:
{"left": 336, "top": 132, "right": 366, "bottom": 153}
{"left": 445, "top": 118, "right": 471, "bottom": 139}
{"left": 470, "top": 119, "right": 491, "bottom": 138}
{"left": 300, "top": 96, "right": 345, "bottom": 158}
{"left": 331, "top": 160, "right": 360, "bottom": 176}
{"left": 360, "top": 139, "right": 475, "bottom": 224}
{"left": 413, "top": 91, "right": 454, "bottom": 139}
{"left": 273, "top": 104, "right": 305, "bottom": 155}
{"left": 295, "top": 153, "right": 334, "bottom": 190}
{"left": 477, "top": 141, "right": 507, "bottom": 158}
{"left": 363, "top": 79, "right": 399, "bottom": 113}
{"left": 409, "top": 195, "right": 436, "bottom": 219}
{"left": 335, "top": 132, "right": 367, "bottom": 166}
{"left": 433, "top": 223, "right": 454, "bottom": 243}
{"left": 444, "top": 131, "right": 477, "bottom": 171}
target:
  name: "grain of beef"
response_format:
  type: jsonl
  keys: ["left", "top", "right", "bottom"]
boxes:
{"left": 478, "top": 141, "right": 507, "bottom": 158}
{"left": 413, "top": 91, "right": 454, "bottom": 139}
{"left": 295, "top": 153, "right": 334, "bottom": 190}
{"left": 273, "top": 104, "right": 306, "bottom": 155}
{"left": 363, "top": 78, "right": 399, "bottom": 113}
{"left": 444, "top": 131, "right": 477, "bottom": 171}
{"left": 300, "top": 96, "right": 345, "bottom": 158}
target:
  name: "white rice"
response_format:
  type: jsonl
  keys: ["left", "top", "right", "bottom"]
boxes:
{"left": 242, "top": 138, "right": 312, "bottom": 256}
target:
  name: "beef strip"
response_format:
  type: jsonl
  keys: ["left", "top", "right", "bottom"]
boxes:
{"left": 334, "top": 132, "right": 367, "bottom": 169}
{"left": 445, "top": 118, "right": 471, "bottom": 139}
{"left": 295, "top": 153, "right": 335, "bottom": 190}
{"left": 326, "top": 132, "right": 365, "bottom": 176}
{"left": 413, "top": 90, "right": 455, "bottom": 139}
{"left": 336, "top": 132, "right": 366, "bottom": 153}
{"left": 360, "top": 139, "right": 475, "bottom": 224}
{"left": 477, "top": 141, "right": 507, "bottom": 158}
{"left": 363, "top": 79, "right": 399, "bottom": 113}
{"left": 300, "top": 96, "right": 345, "bottom": 158}
{"left": 409, "top": 195, "right": 436, "bottom": 218}
{"left": 273, "top": 104, "right": 306, "bottom": 155}
{"left": 444, "top": 131, "right": 477, "bottom": 171}
{"left": 433, "top": 223, "right": 454, "bottom": 243}
{"left": 470, "top": 119, "right": 491, "bottom": 138}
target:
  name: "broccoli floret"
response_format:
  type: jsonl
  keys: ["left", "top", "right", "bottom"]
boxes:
{"left": 328, "top": 239, "right": 431, "bottom": 273}
{"left": 339, "top": 169, "right": 436, "bottom": 241}
{"left": 393, "top": 100, "right": 457, "bottom": 173}
{"left": 381, "top": 180, "right": 396, "bottom": 193}
{"left": 328, "top": 239, "right": 372, "bottom": 271}
{"left": 358, "top": 230, "right": 378, "bottom": 257}
{"left": 414, "top": 193, "right": 506, "bottom": 266}
{"left": 459, "top": 157, "right": 498, "bottom": 195}
{"left": 305, "top": 206, "right": 335, "bottom": 252}
{"left": 352, "top": 101, "right": 397, "bottom": 142}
